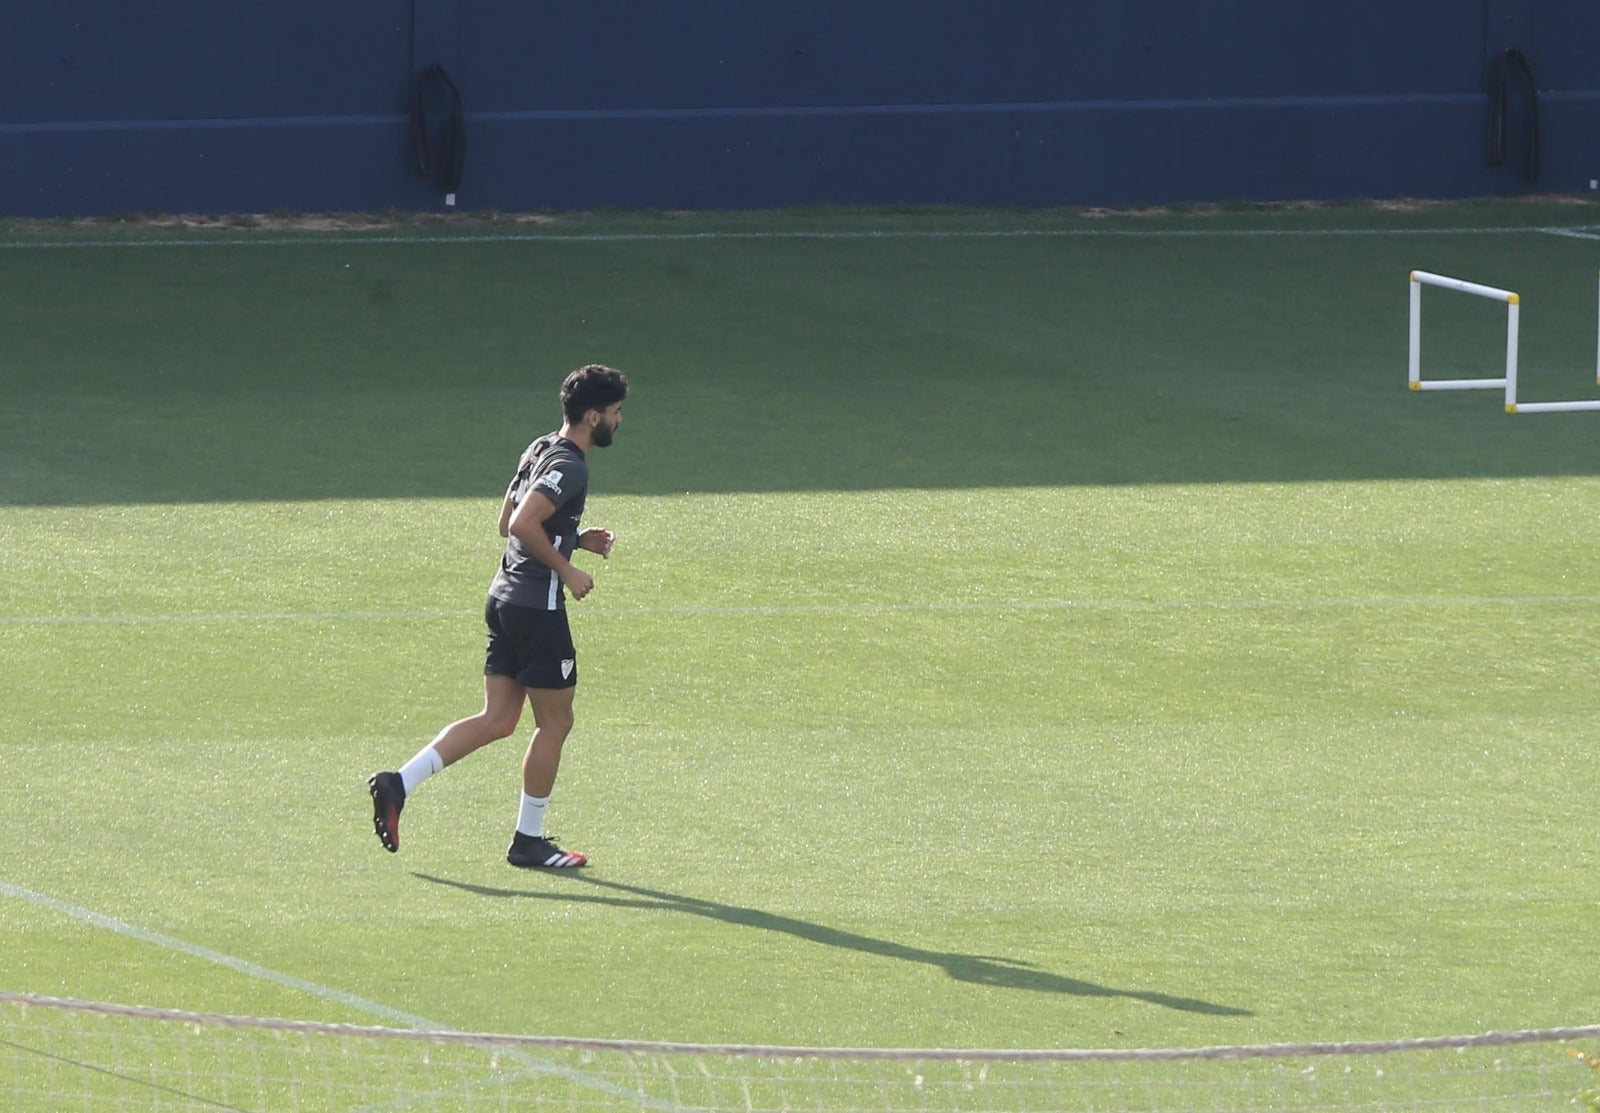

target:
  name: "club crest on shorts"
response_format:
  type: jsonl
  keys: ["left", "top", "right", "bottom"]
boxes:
{"left": 561, "top": 659, "right": 575, "bottom": 679}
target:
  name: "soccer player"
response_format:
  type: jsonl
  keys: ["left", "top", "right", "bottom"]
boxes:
{"left": 367, "top": 363, "right": 629, "bottom": 868}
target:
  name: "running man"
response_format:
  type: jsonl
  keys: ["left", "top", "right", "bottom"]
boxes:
{"left": 368, "top": 363, "right": 629, "bottom": 868}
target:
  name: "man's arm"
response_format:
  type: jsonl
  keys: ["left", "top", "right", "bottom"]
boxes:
{"left": 497, "top": 489, "right": 517, "bottom": 538}
{"left": 577, "top": 527, "right": 615, "bottom": 558}
{"left": 507, "top": 490, "right": 595, "bottom": 600}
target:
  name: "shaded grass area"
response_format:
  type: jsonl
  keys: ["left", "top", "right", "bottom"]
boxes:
{"left": 5, "top": 204, "right": 1600, "bottom": 506}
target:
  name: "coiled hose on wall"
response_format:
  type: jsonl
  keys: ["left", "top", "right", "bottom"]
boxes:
{"left": 413, "top": 64, "right": 465, "bottom": 196}
{"left": 1485, "top": 48, "right": 1539, "bottom": 183}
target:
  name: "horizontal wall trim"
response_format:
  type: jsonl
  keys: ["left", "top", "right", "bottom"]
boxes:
{"left": 7, "top": 89, "right": 1594, "bottom": 136}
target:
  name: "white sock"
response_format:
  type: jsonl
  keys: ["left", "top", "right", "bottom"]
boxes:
{"left": 398, "top": 745, "right": 443, "bottom": 795}
{"left": 516, "top": 793, "right": 549, "bottom": 838}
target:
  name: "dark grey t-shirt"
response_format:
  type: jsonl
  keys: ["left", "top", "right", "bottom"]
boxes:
{"left": 487, "top": 434, "right": 589, "bottom": 610}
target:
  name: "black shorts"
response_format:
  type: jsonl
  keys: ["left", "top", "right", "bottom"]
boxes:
{"left": 484, "top": 596, "right": 577, "bottom": 689}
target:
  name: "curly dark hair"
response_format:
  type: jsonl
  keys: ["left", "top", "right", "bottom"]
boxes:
{"left": 560, "top": 364, "right": 630, "bottom": 424}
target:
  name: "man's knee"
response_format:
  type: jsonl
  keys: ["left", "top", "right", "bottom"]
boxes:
{"left": 532, "top": 695, "right": 575, "bottom": 738}
{"left": 482, "top": 706, "right": 522, "bottom": 740}
{"left": 544, "top": 707, "right": 575, "bottom": 738}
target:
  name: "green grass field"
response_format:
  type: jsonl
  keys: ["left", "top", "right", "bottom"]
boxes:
{"left": 2, "top": 203, "right": 1598, "bottom": 1082}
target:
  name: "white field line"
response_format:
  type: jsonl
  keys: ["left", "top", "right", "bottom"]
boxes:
{"left": 0, "top": 881, "right": 428, "bottom": 1027}
{"left": 0, "top": 608, "right": 471, "bottom": 625}
{"left": 1538, "top": 227, "right": 1600, "bottom": 241}
{"left": 3, "top": 593, "right": 1600, "bottom": 627}
{"left": 0, "top": 224, "right": 1597, "bottom": 250}
{"left": 0, "top": 880, "right": 671, "bottom": 1109}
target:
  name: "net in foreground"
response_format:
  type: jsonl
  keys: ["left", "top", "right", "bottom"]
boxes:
{"left": 3, "top": 991, "right": 1598, "bottom": 1112}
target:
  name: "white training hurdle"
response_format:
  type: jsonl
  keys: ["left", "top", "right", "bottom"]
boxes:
{"left": 1407, "top": 269, "right": 1600, "bottom": 413}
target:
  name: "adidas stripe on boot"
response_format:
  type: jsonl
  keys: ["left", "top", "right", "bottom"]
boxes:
{"left": 506, "top": 833, "right": 587, "bottom": 869}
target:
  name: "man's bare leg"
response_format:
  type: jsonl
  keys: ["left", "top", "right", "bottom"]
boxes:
{"left": 369, "top": 674, "right": 527, "bottom": 852}
{"left": 506, "top": 686, "right": 586, "bottom": 868}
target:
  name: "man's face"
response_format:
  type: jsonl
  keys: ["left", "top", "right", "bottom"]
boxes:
{"left": 591, "top": 403, "right": 623, "bottom": 447}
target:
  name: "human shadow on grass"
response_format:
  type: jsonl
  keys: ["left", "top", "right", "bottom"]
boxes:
{"left": 413, "top": 872, "right": 1250, "bottom": 1017}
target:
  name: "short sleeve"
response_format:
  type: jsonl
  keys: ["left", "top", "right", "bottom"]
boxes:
{"left": 530, "top": 455, "right": 588, "bottom": 509}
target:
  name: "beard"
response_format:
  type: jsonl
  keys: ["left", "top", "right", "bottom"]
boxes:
{"left": 592, "top": 420, "right": 617, "bottom": 448}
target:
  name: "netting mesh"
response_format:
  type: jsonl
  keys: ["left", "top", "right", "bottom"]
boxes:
{"left": 3, "top": 992, "right": 1598, "bottom": 1112}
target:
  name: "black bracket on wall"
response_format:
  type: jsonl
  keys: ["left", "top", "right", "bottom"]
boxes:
{"left": 1485, "top": 47, "right": 1539, "bottom": 183}
{"left": 413, "top": 64, "right": 465, "bottom": 199}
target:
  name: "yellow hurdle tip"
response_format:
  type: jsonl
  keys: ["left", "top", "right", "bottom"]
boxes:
{"left": 1409, "top": 270, "right": 1419, "bottom": 282}
{"left": 1409, "top": 381, "right": 1422, "bottom": 391}
{"left": 1507, "top": 292, "right": 1520, "bottom": 305}
{"left": 1506, "top": 403, "right": 1518, "bottom": 413}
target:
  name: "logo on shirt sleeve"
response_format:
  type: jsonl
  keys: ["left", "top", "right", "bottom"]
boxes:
{"left": 534, "top": 469, "right": 564, "bottom": 494}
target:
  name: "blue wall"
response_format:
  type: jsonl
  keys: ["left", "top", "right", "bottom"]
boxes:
{"left": 3, "top": 1, "right": 1597, "bottom": 216}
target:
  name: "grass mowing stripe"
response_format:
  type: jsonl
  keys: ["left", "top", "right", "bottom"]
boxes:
{"left": 0, "top": 881, "right": 672, "bottom": 1109}
{"left": 5, "top": 593, "right": 1600, "bottom": 625}
{"left": 2, "top": 224, "right": 1599, "bottom": 251}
